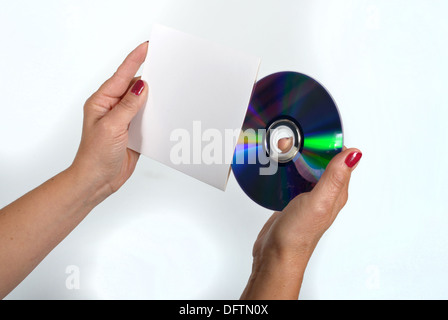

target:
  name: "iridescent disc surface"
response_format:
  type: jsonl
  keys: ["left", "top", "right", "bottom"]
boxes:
{"left": 231, "top": 71, "right": 343, "bottom": 211}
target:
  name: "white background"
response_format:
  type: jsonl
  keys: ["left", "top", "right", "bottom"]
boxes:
{"left": 1, "top": 0, "right": 447, "bottom": 299}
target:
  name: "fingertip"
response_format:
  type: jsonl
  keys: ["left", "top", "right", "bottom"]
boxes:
{"left": 131, "top": 41, "right": 149, "bottom": 62}
{"left": 130, "top": 79, "right": 146, "bottom": 96}
{"left": 97, "top": 42, "right": 148, "bottom": 99}
{"left": 343, "top": 149, "right": 362, "bottom": 169}
{"left": 330, "top": 147, "right": 362, "bottom": 170}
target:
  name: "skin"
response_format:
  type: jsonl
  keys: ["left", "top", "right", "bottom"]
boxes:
{"left": 0, "top": 42, "right": 149, "bottom": 299}
{"left": 0, "top": 41, "right": 361, "bottom": 299}
{"left": 240, "top": 146, "right": 361, "bottom": 299}
{"left": 277, "top": 137, "right": 293, "bottom": 154}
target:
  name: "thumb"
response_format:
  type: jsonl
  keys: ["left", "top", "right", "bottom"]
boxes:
{"left": 310, "top": 148, "right": 362, "bottom": 213}
{"left": 105, "top": 79, "right": 148, "bottom": 128}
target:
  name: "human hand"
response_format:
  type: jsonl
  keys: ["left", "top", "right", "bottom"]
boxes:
{"left": 70, "top": 42, "right": 149, "bottom": 199}
{"left": 241, "top": 147, "right": 362, "bottom": 299}
{"left": 0, "top": 42, "right": 149, "bottom": 298}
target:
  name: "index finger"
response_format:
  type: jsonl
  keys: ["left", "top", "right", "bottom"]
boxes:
{"left": 98, "top": 41, "right": 149, "bottom": 99}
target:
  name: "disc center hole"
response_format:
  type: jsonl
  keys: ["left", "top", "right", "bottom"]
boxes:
{"left": 273, "top": 128, "right": 294, "bottom": 154}
{"left": 265, "top": 119, "right": 301, "bottom": 163}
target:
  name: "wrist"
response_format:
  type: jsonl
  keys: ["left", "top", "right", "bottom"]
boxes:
{"left": 241, "top": 254, "right": 308, "bottom": 300}
{"left": 66, "top": 162, "right": 113, "bottom": 207}
{"left": 241, "top": 236, "right": 318, "bottom": 300}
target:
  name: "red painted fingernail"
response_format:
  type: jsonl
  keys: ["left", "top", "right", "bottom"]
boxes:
{"left": 345, "top": 151, "right": 362, "bottom": 168}
{"left": 131, "top": 80, "right": 145, "bottom": 96}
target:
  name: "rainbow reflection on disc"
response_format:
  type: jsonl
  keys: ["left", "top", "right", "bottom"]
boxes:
{"left": 231, "top": 71, "right": 343, "bottom": 211}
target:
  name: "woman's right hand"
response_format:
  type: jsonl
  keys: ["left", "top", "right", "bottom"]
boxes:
{"left": 241, "top": 148, "right": 362, "bottom": 299}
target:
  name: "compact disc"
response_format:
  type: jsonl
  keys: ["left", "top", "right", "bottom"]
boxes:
{"left": 231, "top": 71, "right": 343, "bottom": 211}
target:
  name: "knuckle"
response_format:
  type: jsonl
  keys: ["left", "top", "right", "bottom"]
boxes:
{"left": 119, "top": 96, "right": 136, "bottom": 113}
{"left": 338, "top": 189, "right": 349, "bottom": 209}
{"left": 291, "top": 192, "right": 309, "bottom": 205}
{"left": 311, "top": 201, "right": 330, "bottom": 218}
{"left": 285, "top": 192, "right": 308, "bottom": 211}
{"left": 84, "top": 92, "right": 100, "bottom": 106}
{"left": 308, "top": 201, "right": 334, "bottom": 234}
{"left": 329, "top": 170, "right": 346, "bottom": 191}
{"left": 83, "top": 95, "right": 94, "bottom": 113}
{"left": 342, "top": 188, "right": 349, "bottom": 203}
{"left": 83, "top": 92, "right": 105, "bottom": 117}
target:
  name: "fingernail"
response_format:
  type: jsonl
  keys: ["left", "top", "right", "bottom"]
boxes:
{"left": 131, "top": 80, "right": 144, "bottom": 96}
{"left": 345, "top": 151, "right": 362, "bottom": 168}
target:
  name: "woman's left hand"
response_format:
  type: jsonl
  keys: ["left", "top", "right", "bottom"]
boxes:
{"left": 71, "top": 41, "right": 149, "bottom": 198}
